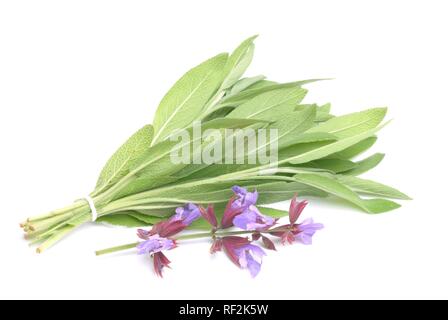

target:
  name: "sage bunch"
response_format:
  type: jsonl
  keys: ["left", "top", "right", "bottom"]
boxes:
{"left": 21, "top": 36, "right": 409, "bottom": 253}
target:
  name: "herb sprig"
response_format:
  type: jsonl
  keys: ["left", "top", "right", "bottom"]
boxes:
{"left": 21, "top": 36, "right": 410, "bottom": 252}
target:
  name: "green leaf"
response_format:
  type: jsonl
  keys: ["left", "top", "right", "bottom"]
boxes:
{"left": 344, "top": 153, "right": 385, "bottom": 176}
{"left": 258, "top": 206, "right": 289, "bottom": 218}
{"left": 316, "top": 112, "right": 334, "bottom": 122}
{"left": 227, "top": 87, "right": 307, "bottom": 121}
{"left": 266, "top": 106, "right": 317, "bottom": 148}
{"left": 256, "top": 181, "right": 329, "bottom": 203}
{"left": 93, "top": 125, "right": 153, "bottom": 195}
{"left": 97, "top": 213, "right": 150, "bottom": 227}
{"left": 307, "top": 108, "right": 387, "bottom": 138}
{"left": 330, "top": 136, "right": 378, "bottom": 159}
{"left": 301, "top": 158, "right": 357, "bottom": 173}
{"left": 293, "top": 132, "right": 338, "bottom": 144}
{"left": 152, "top": 53, "right": 228, "bottom": 145}
{"left": 336, "top": 175, "right": 411, "bottom": 200}
{"left": 283, "top": 120, "right": 389, "bottom": 165}
{"left": 228, "top": 75, "right": 266, "bottom": 96}
{"left": 172, "top": 107, "right": 316, "bottom": 180}
{"left": 202, "top": 106, "right": 235, "bottom": 121}
{"left": 136, "top": 118, "right": 266, "bottom": 178}
{"left": 114, "top": 118, "right": 266, "bottom": 198}
{"left": 133, "top": 208, "right": 175, "bottom": 218}
{"left": 293, "top": 173, "right": 401, "bottom": 213}
{"left": 297, "top": 103, "right": 332, "bottom": 122}
{"left": 318, "top": 103, "right": 331, "bottom": 114}
{"left": 119, "top": 180, "right": 328, "bottom": 212}
{"left": 219, "top": 80, "right": 317, "bottom": 107}
{"left": 128, "top": 213, "right": 164, "bottom": 225}
{"left": 245, "top": 79, "right": 277, "bottom": 90}
{"left": 221, "top": 36, "right": 257, "bottom": 89}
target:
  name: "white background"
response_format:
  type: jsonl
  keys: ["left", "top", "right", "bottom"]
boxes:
{"left": 1, "top": 0, "right": 447, "bottom": 299}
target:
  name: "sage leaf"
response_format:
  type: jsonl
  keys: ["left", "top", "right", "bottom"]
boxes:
{"left": 330, "top": 136, "right": 378, "bottom": 159}
{"left": 113, "top": 118, "right": 266, "bottom": 198}
{"left": 284, "top": 120, "right": 390, "bottom": 165}
{"left": 97, "top": 213, "right": 150, "bottom": 227}
{"left": 94, "top": 125, "right": 153, "bottom": 195}
{"left": 221, "top": 35, "right": 257, "bottom": 90}
{"left": 336, "top": 175, "right": 411, "bottom": 200}
{"left": 268, "top": 107, "right": 317, "bottom": 148}
{"left": 229, "top": 75, "right": 266, "bottom": 95}
{"left": 307, "top": 108, "right": 387, "bottom": 138}
{"left": 294, "top": 173, "right": 401, "bottom": 213}
{"left": 219, "top": 80, "right": 316, "bottom": 107}
{"left": 318, "top": 103, "right": 331, "bottom": 114}
{"left": 258, "top": 207, "right": 289, "bottom": 218}
{"left": 152, "top": 53, "right": 228, "bottom": 145}
{"left": 128, "top": 213, "right": 163, "bottom": 225}
{"left": 345, "top": 153, "right": 385, "bottom": 176}
{"left": 296, "top": 103, "right": 334, "bottom": 122}
{"left": 293, "top": 132, "right": 338, "bottom": 144}
{"left": 244, "top": 79, "right": 277, "bottom": 90}
{"left": 301, "top": 158, "right": 357, "bottom": 173}
{"left": 256, "top": 181, "right": 329, "bottom": 203}
{"left": 227, "top": 87, "right": 307, "bottom": 121}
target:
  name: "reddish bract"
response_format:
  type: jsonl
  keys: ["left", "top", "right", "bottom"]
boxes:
{"left": 221, "top": 196, "right": 244, "bottom": 229}
{"left": 221, "top": 236, "right": 250, "bottom": 266}
{"left": 153, "top": 252, "right": 171, "bottom": 278}
{"left": 200, "top": 204, "right": 218, "bottom": 228}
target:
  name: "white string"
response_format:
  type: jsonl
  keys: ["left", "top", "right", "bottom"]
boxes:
{"left": 83, "top": 195, "right": 98, "bottom": 222}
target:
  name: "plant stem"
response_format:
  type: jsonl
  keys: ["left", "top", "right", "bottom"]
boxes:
{"left": 176, "top": 230, "right": 254, "bottom": 240}
{"left": 26, "top": 201, "right": 85, "bottom": 222}
{"left": 95, "top": 242, "right": 139, "bottom": 256}
{"left": 36, "top": 225, "right": 76, "bottom": 253}
{"left": 95, "top": 227, "right": 291, "bottom": 256}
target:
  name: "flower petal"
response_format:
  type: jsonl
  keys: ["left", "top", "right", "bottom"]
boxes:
{"left": 137, "top": 229, "right": 151, "bottom": 240}
{"left": 221, "top": 196, "right": 244, "bottom": 229}
{"left": 246, "top": 253, "right": 262, "bottom": 278}
{"left": 296, "top": 232, "right": 313, "bottom": 245}
{"left": 172, "top": 203, "right": 201, "bottom": 226}
{"left": 136, "top": 235, "right": 176, "bottom": 255}
{"left": 221, "top": 236, "right": 250, "bottom": 266}
{"left": 233, "top": 205, "right": 275, "bottom": 231}
{"left": 230, "top": 186, "right": 258, "bottom": 211}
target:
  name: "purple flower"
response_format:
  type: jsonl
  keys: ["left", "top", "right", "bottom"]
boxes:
{"left": 270, "top": 196, "right": 323, "bottom": 245}
{"left": 136, "top": 234, "right": 176, "bottom": 255}
{"left": 221, "top": 236, "right": 251, "bottom": 265}
{"left": 172, "top": 203, "right": 201, "bottom": 226}
{"left": 294, "top": 218, "right": 324, "bottom": 245}
{"left": 235, "top": 244, "right": 266, "bottom": 277}
{"left": 233, "top": 205, "right": 276, "bottom": 231}
{"left": 231, "top": 186, "right": 258, "bottom": 211}
{"left": 221, "top": 197, "right": 244, "bottom": 229}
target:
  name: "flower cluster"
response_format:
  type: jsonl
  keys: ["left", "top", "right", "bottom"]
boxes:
{"left": 136, "top": 203, "right": 200, "bottom": 277}
{"left": 134, "top": 186, "right": 323, "bottom": 277}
